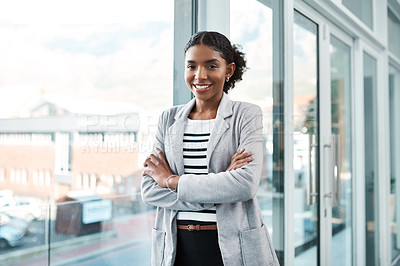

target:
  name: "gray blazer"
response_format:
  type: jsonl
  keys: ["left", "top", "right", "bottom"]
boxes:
{"left": 141, "top": 93, "right": 280, "bottom": 266}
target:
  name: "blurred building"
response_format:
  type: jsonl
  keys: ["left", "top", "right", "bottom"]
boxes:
{"left": 0, "top": 93, "right": 144, "bottom": 201}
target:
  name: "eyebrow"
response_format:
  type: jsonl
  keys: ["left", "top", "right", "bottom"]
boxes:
{"left": 186, "top": 59, "right": 220, "bottom": 64}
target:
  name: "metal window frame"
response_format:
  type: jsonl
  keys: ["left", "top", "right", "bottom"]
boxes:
{"left": 173, "top": 0, "right": 198, "bottom": 106}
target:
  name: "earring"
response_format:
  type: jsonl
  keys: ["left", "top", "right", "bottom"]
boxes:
{"left": 226, "top": 77, "right": 230, "bottom": 82}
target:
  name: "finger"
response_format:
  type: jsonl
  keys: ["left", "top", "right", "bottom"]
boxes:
{"left": 145, "top": 159, "right": 157, "bottom": 169}
{"left": 156, "top": 148, "right": 173, "bottom": 172}
{"left": 232, "top": 148, "right": 244, "bottom": 158}
{"left": 231, "top": 162, "right": 248, "bottom": 170}
{"left": 234, "top": 157, "right": 254, "bottom": 165}
{"left": 234, "top": 152, "right": 253, "bottom": 161}
{"left": 237, "top": 148, "right": 245, "bottom": 153}
{"left": 232, "top": 148, "right": 245, "bottom": 159}
{"left": 156, "top": 148, "right": 166, "bottom": 162}
{"left": 143, "top": 158, "right": 151, "bottom": 167}
{"left": 143, "top": 155, "right": 151, "bottom": 167}
{"left": 142, "top": 168, "right": 151, "bottom": 176}
{"left": 232, "top": 153, "right": 252, "bottom": 164}
{"left": 149, "top": 154, "right": 160, "bottom": 165}
{"left": 235, "top": 148, "right": 245, "bottom": 155}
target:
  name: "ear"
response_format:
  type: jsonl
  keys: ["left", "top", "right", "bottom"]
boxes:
{"left": 226, "top": 62, "right": 236, "bottom": 78}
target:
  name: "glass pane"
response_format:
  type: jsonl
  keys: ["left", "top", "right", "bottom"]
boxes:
{"left": 0, "top": 0, "right": 173, "bottom": 265}
{"left": 230, "top": 0, "right": 284, "bottom": 264}
{"left": 389, "top": 65, "right": 400, "bottom": 262}
{"left": 363, "top": 52, "right": 378, "bottom": 266}
{"left": 388, "top": 8, "right": 400, "bottom": 59}
{"left": 330, "top": 35, "right": 352, "bottom": 266}
{"left": 342, "top": 0, "right": 373, "bottom": 29}
{"left": 293, "top": 11, "right": 318, "bottom": 266}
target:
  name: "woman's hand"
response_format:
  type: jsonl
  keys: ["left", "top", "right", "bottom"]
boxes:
{"left": 143, "top": 148, "right": 173, "bottom": 188}
{"left": 226, "top": 148, "right": 254, "bottom": 171}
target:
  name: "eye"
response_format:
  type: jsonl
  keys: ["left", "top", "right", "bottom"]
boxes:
{"left": 187, "top": 65, "right": 196, "bottom": 70}
{"left": 207, "top": 65, "right": 217, "bottom": 70}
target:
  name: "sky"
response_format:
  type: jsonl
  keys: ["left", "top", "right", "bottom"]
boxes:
{"left": 0, "top": 0, "right": 174, "bottom": 118}
{"left": 0, "top": 0, "right": 315, "bottom": 119}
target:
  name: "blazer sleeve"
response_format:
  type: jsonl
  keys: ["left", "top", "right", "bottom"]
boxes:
{"left": 141, "top": 110, "right": 214, "bottom": 211}
{"left": 177, "top": 105, "right": 264, "bottom": 204}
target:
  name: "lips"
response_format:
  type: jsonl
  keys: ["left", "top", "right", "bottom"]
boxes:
{"left": 193, "top": 83, "right": 212, "bottom": 92}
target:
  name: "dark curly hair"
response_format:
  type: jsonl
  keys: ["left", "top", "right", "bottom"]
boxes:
{"left": 184, "top": 31, "right": 247, "bottom": 93}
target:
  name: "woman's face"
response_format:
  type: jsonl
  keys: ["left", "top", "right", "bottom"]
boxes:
{"left": 185, "top": 44, "right": 235, "bottom": 103}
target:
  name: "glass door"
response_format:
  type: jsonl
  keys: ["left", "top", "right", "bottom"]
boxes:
{"left": 389, "top": 65, "right": 400, "bottom": 263}
{"left": 363, "top": 51, "right": 379, "bottom": 266}
{"left": 293, "top": 10, "right": 355, "bottom": 266}
{"left": 329, "top": 34, "right": 353, "bottom": 266}
{"left": 293, "top": 10, "right": 319, "bottom": 266}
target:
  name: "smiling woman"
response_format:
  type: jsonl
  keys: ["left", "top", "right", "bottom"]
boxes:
{"left": 141, "top": 31, "right": 280, "bottom": 266}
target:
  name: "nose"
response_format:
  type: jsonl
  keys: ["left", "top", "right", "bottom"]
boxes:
{"left": 195, "top": 67, "right": 207, "bottom": 80}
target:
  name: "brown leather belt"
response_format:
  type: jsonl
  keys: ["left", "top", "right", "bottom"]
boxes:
{"left": 177, "top": 224, "right": 217, "bottom": 231}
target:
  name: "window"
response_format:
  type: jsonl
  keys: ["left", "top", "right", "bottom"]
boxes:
{"left": 388, "top": 8, "right": 400, "bottom": 59}
{"left": 10, "top": 168, "right": 15, "bottom": 183}
{"left": 389, "top": 65, "right": 400, "bottom": 261}
{"left": 0, "top": 1, "right": 173, "bottom": 263}
{"left": 15, "top": 168, "right": 21, "bottom": 184}
{"left": 90, "top": 173, "right": 97, "bottom": 190}
{"left": 75, "top": 173, "right": 82, "bottom": 189}
{"left": 293, "top": 11, "right": 319, "bottom": 265}
{"left": 83, "top": 173, "right": 90, "bottom": 189}
{"left": 342, "top": 0, "right": 373, "bottom": 29}
{"left": 33, "top": 170, "right": 38, "bottom": 185}
{"left": 330, "top": 35, "right": 353, "bottom": 266}
{"left": 21, "top": 169, "right": 28, "bottom": 185}
{"left": 45, "top": 170, "right": 51, "bottom": 186}
{"left": 363, "top": 52, "right": 378, "bottom": 266}
{"left": 0, "top": 168, "right": 5, "bottom": 182}
{"left": 39, "top": 170, "right": 45, "bottom": 186}
{"left": 230, "top": 0, "right": 284, "bottom": 263}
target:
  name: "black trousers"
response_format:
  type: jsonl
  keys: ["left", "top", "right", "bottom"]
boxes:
{"left": 174, "top": 221, "right": 224, "bottom": 266}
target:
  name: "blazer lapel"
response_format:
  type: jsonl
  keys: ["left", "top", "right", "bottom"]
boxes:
{"left": 207, "top": 93, "right": 233, "bottom": 166}
{"left": 168, "top": 119, "right": 185, "bottom": 175}
{"left": 167, "top": 97, "right": 196, "bottom": 176}
{"left": 207, "top": 117, "right": 229, "bottom": 166}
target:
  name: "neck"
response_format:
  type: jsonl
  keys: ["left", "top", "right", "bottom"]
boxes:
{"left": 190, "top": 93, "right": 223, "bottom": 120}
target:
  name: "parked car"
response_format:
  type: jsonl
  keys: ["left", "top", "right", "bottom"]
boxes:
{"left": 0, "top": 213, "right": 30, "bottom": 234}
{"left": 0, "top": 213, "right": 25, "bottom": 248}
{"left": 0, "top": 197, "right": 42, "bottom": 222}
{"left": 0, "top": 224, "right": 24, "bottom": 248}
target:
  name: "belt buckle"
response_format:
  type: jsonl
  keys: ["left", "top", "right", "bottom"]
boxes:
{"left": 187, "top": 225, "right": 194, "bottom": 231}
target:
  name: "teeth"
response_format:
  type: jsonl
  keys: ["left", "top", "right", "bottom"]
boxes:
{"left": 195, "top": 84, "right": 211, "bottom": 89}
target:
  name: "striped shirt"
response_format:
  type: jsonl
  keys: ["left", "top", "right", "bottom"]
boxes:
{"left": 177, "top": 118, "right": 217, "bottom": 222}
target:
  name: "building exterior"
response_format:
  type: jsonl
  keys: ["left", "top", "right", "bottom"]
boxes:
{"left": 0, "top": 94, "right": 143, "bottom": 201}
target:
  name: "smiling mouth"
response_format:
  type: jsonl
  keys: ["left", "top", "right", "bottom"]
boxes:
{"left": 193, "top": 84, "right": 212, "bottom": 92}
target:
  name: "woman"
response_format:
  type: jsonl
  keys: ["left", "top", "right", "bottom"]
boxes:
{"left": 141, "top": 31, "right": 279, "bottom": 266}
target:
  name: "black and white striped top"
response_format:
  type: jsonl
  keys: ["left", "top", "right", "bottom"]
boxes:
{"left": 177, "top": 118, "right": 217, "bottom": 222}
